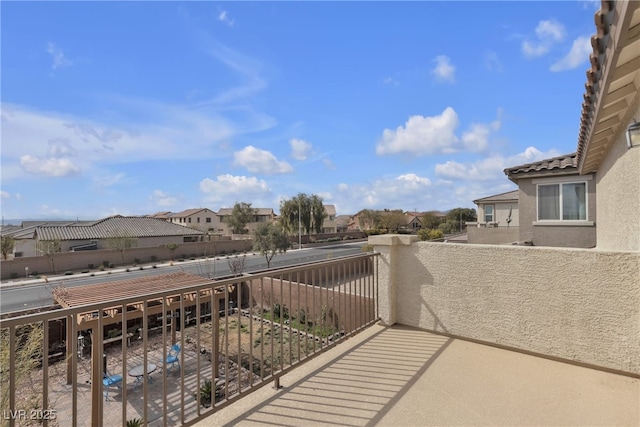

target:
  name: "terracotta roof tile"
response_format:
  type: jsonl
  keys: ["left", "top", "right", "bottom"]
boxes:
{"left": 473, "top": 190, "right": 519, "bottom": 204}
{"left": 504, "top": 153, "right": 577, "bottom": 179}
{"left": 35, "top": 216, "right": 203, "bottom": 240}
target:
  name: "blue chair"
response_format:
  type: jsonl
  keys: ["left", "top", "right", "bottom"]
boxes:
{"left": 102, "top": 371, "right": 122, "bottom": 400}
{"left": 165, "top": 343, "right": 181, "bottom": 371}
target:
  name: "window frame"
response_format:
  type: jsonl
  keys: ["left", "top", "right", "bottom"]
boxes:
{"left": 484, "top": 204, "right": 494, "bottom": 223}
{"left": 536, "top": 180, "right": 588, "bottom": 222}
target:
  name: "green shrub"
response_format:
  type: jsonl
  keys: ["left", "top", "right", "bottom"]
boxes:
{"left": 88, "top": 263, "right": 94, "bottom": 269}
{"left": 361, "top": 244, "right": 374, "bottom": 252}
{"left": 98, "top": 265, "right": 105, "bottom": 271}
{"left": 134, "top": 258, "right": 141, "bottom": 265}
{"left": 150, "top": 255, "right": 157, "bottom": 262}
{"left": 109, "top": 263, "right": 115, "bottom": 268}
{"left": 102, "top": 261, "right": 109, "bottom": 267}
{"left": 9, "top": 273, "right": 18, "bottom": 279}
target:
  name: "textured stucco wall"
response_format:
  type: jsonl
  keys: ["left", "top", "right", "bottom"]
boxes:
{"left": 371, "top": 236, "right": 640, "bottom": 375}
{"left": 467, "top": 227, "right": 519, "bottom": 245}
{"left": 595, "top": 100, "right": 640, "bottom": 252}
{"left": 517, "top": 177, "right": 596, "bottom": 248}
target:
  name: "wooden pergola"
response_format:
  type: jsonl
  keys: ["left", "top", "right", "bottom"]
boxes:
{"left": 53, "top": 272, "right": 230, "bottom": 407}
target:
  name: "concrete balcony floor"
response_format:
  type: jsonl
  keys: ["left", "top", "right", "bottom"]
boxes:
{"left": 199, "top": 324, "right": 639, "bottom": 426}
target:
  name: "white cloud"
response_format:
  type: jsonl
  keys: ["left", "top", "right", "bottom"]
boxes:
{"left": 20, "top": 155, "right": 80, "bottom": 177}
{"left": 432, "top": 55, "right": 455, "bottom": 83}
{"left": 1, "top": 191, "right": 9, "bottom": 199}
{"left": 218, "top": 10, "right": 235, "bottom": 27}
{"left": 461, "top": 114, "right": 502, "bottom": 152}
{"left": 522, "top": 19, "right": 566, "bottom": 58}
{"left": 376, "top": 107, "right": 460, "bottom": 156}
{"left": 46, "top": 42, "right": 72, "bottom": 70}
{"left": 333, "top": 173, "right": 433, "bottom": 212}
{"left": 150, "top": 190, "right": 178, "bottom": 207}
{"left": 1, "top": 101, "right": 275, "bottom": 181}
{"left": 233, "top": 145, "right": 293, "bottom": 174}
{"left": 290, "top": 138, "right": 312, "bottom": 160}
{"left": 550, "top": 36, "right": 592, "bottom": 72}
{"left": 199, "top": 174, "right": 271, "bottom": 204}
{"left": 435, "top": 146, "right": 560, "bottom": 182}
{"left": 93, "top": 173, "right": 127, "bottom": 189}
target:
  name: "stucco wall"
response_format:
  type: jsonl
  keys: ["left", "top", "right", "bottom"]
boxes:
{"left": 517, "top": 176, "right": 596, "bottom": 248}
{"left": 371, "top": 235, "right": 640, "bottom": 375}
{"left": 467, "top": 227, "right": 519, "bottom": 245}
{"left": 477, "top": 202, "right": 518, "bottom": 227}
{"left": 0, "top": 240, "right": 253, "bottom": 280}
{"left": 595, "top": 100, "right": 640, "bottom": 251}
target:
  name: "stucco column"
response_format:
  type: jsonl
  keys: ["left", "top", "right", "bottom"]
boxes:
{"left": 369, "top": 234, "right": 417, "bottom": 326}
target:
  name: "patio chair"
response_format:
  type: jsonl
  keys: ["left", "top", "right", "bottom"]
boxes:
{"left": 165, "top": 343, "right": 181, "bottom": 371}
{"left": 102, "top": 371, "right": 123, "bottom": 401}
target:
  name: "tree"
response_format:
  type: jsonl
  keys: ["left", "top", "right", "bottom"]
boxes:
{"left": 37, "top": 239, "right": 61, "bottom": 274}
{"left": 422, "top": 212, "right": 443, "bottom": 230}
{"left": 107, "top": 233, "right": 137, "bottom": 266}
{"left": 1, "top": 235, "right": 15, "bottom": 260}
{"left": 310, "top": 194, "right": 327, "bottom": 234}
{"left": 418, "top": 228, "right": 444, "bottom": 241}
{"left": 357, "top": 209, "right": 381, "bottom": 230}
{"left": 445, "top": 208, "right": 477, "bottom": 232}
{"left": 253, "top": 223, "right": 291, "bottom": 269}
{"left": 166, "top": 243, "right": 179, "bottom": 260}
{"left": 225, "top": 202, "right": 257, "bottom": 234}
{"left": 379, "top": 210, "right": 406, "bottom": 233}
{"left": 279, "top": 193, "right": 326, "bottom": 236}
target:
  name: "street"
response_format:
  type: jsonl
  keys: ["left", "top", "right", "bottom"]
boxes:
{"left": 0, "top": 242, "right": 366, "bottom": 314}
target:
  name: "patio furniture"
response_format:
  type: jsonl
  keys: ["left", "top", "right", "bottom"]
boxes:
{"left": 128, "top": 363, "right": 158, "bottom": 389}
{"left": 165, "top": 343, "right": 181, "bottom": 371}
{"left": 102, "top": 371, "right": 123, "bottom": 401}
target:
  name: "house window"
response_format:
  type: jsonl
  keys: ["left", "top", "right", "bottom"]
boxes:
{"left": 538, "top": 182, "right": 586, "bottom": 220}
{"left": 188, "top": 218, "right": 191, "bottom": 223}
{"left": 197, "top": 217, "right": 200, "bottom": 223}
{"left": 206, "top": 217, "right": 211, "bottom": 223}
{"left": 484, "top": 205, "right": 494, "bottom": 223}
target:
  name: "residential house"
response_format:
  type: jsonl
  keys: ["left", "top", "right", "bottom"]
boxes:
{"left": 216, "top": 207, "right": 276, "bottom": 236}
{"left": 334, "top": 215, "right": 352, "bottom": 232}
{"left": 504, "top": 153, "right": 596, "bottom": 248}
{"left": 467, "top": 190, "right": 519, "bottom": 245}
{"left": 166, "top": 208, "right": 219, "bottom": 233}
{"left": 472, "top": 190, "right": 519, "bottom": 228}
{"left": 8, "top": 216, "right": 205, "bottom": 257}
{"left": 322, "top": 205, "right": 337, "bottom": 233}
{"left": 403, "top": 211, "right": 423, "bottom": 231}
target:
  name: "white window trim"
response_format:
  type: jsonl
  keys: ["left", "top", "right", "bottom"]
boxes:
{"left": 535, "top": 180, "right": 589, "bottom": 222}
{"left": 484, "top": 204, "right": 494, "bottom": 223}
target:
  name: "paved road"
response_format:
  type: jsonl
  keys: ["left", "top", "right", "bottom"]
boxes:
{"left": 0, "top": 242, "right": 366, "bottom": 314}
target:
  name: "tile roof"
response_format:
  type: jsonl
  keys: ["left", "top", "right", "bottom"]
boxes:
{"left": 504, "top": 153, "right": 578, "bottom": 181}
{"left": 576, "top": 1, "right": 640, "bottom": 173}
{"left": 217, "top": 208, "right": 274, "bottom": 216}
{"left": 35, "top": 215, "right": 203, "bottom": 241}
{"left": 324, "top": 205, "right": 337, "bottom": 216}
{"left": 473, "top": 190, "right": 519, "bottom": 204}
{"left": 171, "top": 208, "right": 215, "bottom": 218}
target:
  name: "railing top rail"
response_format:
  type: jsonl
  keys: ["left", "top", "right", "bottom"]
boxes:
{"left": 0, "top": 252, "right": 378, "bottom": 328}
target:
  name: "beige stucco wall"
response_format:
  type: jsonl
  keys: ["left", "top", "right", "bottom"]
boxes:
{"left": 467, "top": 227, "right": 519, "bottom": 245}
{"left": 595, "top": 99, "right": 640, "bottom": 252}
{"left": 371, "top": 235, "right": 640, "bottom": 375}
{"left": 476, "top": 202, "right": 518, "bottom": 227}
{"left": 517, "top": 175, "right": 596, "bottom": 248}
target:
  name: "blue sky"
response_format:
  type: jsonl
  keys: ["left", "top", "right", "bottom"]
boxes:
{"left": 1, "top": 1, "right": 599, "bottom": 221}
